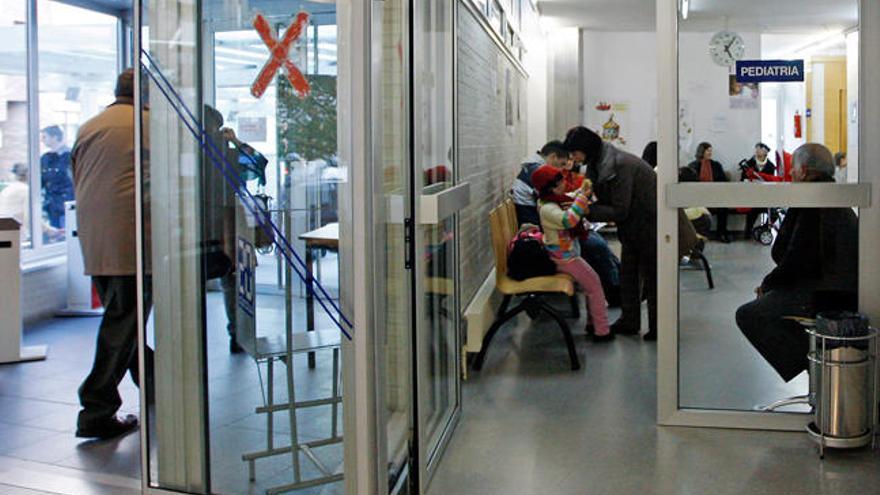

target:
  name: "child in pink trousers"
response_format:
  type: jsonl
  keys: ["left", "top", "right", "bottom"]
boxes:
{"left": 531, "top": 164, "right": 614, "bottom": 342}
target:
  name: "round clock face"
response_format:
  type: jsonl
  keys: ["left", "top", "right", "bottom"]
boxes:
{"left": 709, "top": 30, "right": 745, "bottom": 67}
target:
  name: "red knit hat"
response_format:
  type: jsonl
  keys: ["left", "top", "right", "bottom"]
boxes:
{"left": 530, "top": 164, "right": 563, "bottom": 195}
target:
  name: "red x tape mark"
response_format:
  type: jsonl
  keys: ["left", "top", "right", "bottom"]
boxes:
{"left": 251, "top": 11, "right": 311, "bottom": 99}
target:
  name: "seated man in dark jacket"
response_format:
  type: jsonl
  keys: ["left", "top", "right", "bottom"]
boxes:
{"left": 736, "top": 144, "right": 858, "bottom": 382}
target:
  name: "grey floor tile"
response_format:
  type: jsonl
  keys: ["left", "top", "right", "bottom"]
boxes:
{"left": 0, "top": 484, "right": 60, "bottom": 495}
{"left": 428, "top": 238, "right": 880, "bottom": 495}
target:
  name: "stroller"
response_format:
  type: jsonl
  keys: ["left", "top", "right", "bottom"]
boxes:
{"left": 738, "top": 159, "right": 786, "bottom": 245}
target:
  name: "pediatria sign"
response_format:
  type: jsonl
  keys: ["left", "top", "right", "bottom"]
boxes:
{"left": 735, "top": 60, "right": 805, "bottom": 83}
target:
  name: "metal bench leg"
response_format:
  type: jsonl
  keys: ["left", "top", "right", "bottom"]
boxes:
{"left": 540, "top": 302, "right": 581, "bottom": 371}
{"left": 569, "top": 295, "right": 580, "bottom": 319}
{"left": 472, "top": 299, "right": 530, "bottom": 371}
{"left": 696, "top": 251, "right": 714, "bottom": 289}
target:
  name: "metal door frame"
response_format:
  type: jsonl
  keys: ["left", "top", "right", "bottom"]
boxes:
{"left": 409, "top": 0, "right": 463, "bottom": 491}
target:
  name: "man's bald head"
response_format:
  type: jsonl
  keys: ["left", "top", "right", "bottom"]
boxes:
{"left": 792, "top": 143, "right": 835, "bottom": 182}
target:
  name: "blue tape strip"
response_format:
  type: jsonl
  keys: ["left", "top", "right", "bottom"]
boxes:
{"left": 140, "top": 51, "right": 353, "bottom": 340}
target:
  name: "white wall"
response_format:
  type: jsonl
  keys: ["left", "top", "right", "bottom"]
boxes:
{"left": 547, "top": 28, "right": 581, "bottom": 141}
{"left": 678, "top": 31, "right": 762, "bottom": 171}
{"left": 22, "top": 263, "right": 67, "bottom": 323}
{"left": 582, "top": 31, "right": 657, "bottom": 157}
{"left": 522, "top": 5, "right": 548, "bottom": 154}
{"left": 846, "top": 31, "right": 859, "bottom": 182}
{"left": 581, "top": 30, "right": 761, "bottom": 172}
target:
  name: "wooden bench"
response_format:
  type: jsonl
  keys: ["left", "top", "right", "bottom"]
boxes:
{"left": 471, "top": 200, "right": 581, "bottom": 371}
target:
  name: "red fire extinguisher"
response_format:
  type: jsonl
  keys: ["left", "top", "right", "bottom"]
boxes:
{"left": 794, "top": 110, "right": 803, "bottom": 138}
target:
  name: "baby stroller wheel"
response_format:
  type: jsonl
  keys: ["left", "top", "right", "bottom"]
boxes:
{"left": 755, "top": 227, "right": 773, "bottom": 245}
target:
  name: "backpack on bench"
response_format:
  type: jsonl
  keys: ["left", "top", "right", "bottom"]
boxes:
{"left": 506, "top": 227, "right": 557, "bottom": 281}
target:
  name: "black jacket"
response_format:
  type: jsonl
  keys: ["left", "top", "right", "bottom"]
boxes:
{"left": 586, "top": 143, "right": 657, "bottom": 246}
{"left": 761, "top": 208, "right": 858, "bottom": 293}
{"left": 687, "top": 159, "right": 727, "bottom": 183}
{"left": 740, "top": 157, "right": 776, "bottom": 180}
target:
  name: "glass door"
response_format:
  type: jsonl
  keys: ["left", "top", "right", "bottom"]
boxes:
{"left": 136, "top": 0, "right": 368, "bottom": 493}
{"left": 373, "top": 0, "right": 414, "bottom": 491}
{"left": 657, "top": 0, "right": 878, "bottom": 430}
{"left": 411, "top": 0, "right": 462, "bottom": 489}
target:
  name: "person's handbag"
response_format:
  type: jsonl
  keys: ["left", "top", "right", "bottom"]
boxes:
{"left": 202, "top": 240, "right": 233, "bottom": 280}
{"left": 252, "top": 193, "right": 276, "bottom": 251}
{"left": 507, "top": 228, "right": 557, "bottom": 281}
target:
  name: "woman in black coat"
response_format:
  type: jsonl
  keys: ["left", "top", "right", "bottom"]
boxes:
{"left": 687, "top": 142, "right": 731, "bottom": 243}
{"left": 740, "top": 142, "right": 777, "bottom": 239}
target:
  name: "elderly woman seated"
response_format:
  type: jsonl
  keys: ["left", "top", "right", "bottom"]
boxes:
{"left": 735, "top": 144, "right": 858, "bottom": 382}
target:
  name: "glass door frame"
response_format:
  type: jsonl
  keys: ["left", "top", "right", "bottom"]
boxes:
{"left": 656, "top": 0, "right": 880, "bottom": 430}
{"left": 132, "top": 0, "right": 391, "bottom": 493}
{"left": 410, "top": 0, "right": 463, "bottom": 491}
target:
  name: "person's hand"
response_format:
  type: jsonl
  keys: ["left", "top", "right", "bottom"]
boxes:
{"left": 755, "top": 286, "right": 764, "bottom": 298}
{"left": 580, "top": 178, "right": 592, "bottom": 197}
{"left": 221, "top": 127, "right": 239, "bottom": 144}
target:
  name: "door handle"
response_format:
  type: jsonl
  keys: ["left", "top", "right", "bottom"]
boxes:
{"left": 419, "top": 182, "right": 470, "bottom": 225}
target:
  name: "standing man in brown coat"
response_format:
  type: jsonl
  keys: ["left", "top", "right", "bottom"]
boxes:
{"left": 71, "top": 69, "right": 150, "bottom": 439}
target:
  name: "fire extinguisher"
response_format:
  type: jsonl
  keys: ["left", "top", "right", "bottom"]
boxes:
{"left": 794, "top": 110, "right": 803, "bottom": 138}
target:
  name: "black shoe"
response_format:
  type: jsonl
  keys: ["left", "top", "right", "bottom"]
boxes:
{"left": 719, "top": 233, "right": 732, "bottom": 244}
{"left": 643, "top": 330, "right": 657, "bottom": 341}
{"left": 76, "top": 414, "right": 139, "bottom": 440}
{"left": 611, "top": 319, "right": 640, "bottom": 335}
{"left": 230, "top": 335, "right": 244, "bottom": 354}
{"left": 592, "top": 332, "right": 615, "bottom": 343}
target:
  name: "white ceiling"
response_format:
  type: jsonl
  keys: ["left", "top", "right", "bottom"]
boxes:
{"left": 537, "top": 0, "right": 859, "bottom": 33}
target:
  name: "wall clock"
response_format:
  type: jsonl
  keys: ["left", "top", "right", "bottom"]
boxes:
{"left": 709, "top": 30, "right": 745, "bottom": 67}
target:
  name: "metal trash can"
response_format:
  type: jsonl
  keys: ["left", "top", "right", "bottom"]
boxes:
{"left": 805, "top": 311, "right": 879, "bottom": 456}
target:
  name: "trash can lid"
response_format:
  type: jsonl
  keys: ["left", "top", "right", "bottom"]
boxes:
{"left": 816, "top": 311, "right": 870, "bottom": 338}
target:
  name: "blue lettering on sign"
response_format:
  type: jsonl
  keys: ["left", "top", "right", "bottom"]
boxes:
{"left": 237, "top": 237, "right": 256, "bottom": 317}
{"left": 736, "top": 60, "right": 805, "bottom": 83}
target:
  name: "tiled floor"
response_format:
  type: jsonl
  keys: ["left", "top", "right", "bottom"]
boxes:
{"left": 0, "top": 318, "right": 142, "bottom": 495}
{"left": 4, "top": 239, "right": 879, "bottom": 495}
{"left": 427, "top": 238, "right": 880, "bottom": 495}
{"left": 0, "top": 253, "right": 343, "bottom": 495}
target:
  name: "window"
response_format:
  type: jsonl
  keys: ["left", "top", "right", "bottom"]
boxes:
{"left": 37, "top": 0, "right": 119, "bottom": 247}
{"left": 0, "top": 0, "right": 122, "bottom": 260}
{"left": 0, "top": 1, "right": 29, "bottom": 246}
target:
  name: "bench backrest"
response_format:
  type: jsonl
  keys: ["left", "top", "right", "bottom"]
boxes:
{"left": 489, "top": 199, "right": 517, "bottom": 278}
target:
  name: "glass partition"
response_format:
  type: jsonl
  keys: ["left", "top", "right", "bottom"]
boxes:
{"left": 374, "top": 0, "right": 412, "bottom": 486}
{"left": 674, "top": 0, "right": 861, "bottom": 416}
{"left": 414, "top": 0, "right": 459, "bottom": 481}
{"left": 140, "top": 0, "right": 354, "bottom": 492}
{"left": 677, "top": 0, "right": 857, "bottom": 186}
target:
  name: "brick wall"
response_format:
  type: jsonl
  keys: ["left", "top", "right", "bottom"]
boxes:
{"left": 457, "top": 4, "right": 528, "bottom": 307}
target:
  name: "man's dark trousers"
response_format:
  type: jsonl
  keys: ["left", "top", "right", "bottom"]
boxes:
{"left": 77, "top": 275, "right": 153, "bottom": 429}
{"left": 619, "top": 241, "right": 657, "bottom": 333}
{"left": 736, "top": 289, "right": 813, "bottom": 382}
